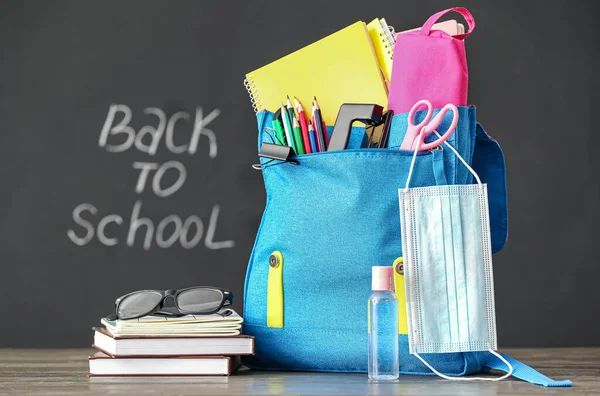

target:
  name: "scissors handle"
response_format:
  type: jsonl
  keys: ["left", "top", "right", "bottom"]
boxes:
{"left": 408, "top": 100, "right": 434, "bottom": 128}
{"left": 400, "top": 100, "right": 434, "bottom": 150}
{"left": 418, "top": 104, "right": 459, "bottom": 151}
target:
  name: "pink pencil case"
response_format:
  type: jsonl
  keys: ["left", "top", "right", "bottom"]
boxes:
{"left": 387, "top": 7, "right": 475, "bottom": 114}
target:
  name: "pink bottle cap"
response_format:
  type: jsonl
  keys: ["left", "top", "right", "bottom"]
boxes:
{"left": 372, "top": 266, "right": 394, "bottom": 291}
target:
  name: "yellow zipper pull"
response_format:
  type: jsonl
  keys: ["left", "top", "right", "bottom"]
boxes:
{"left": 267, "top": 251, "right": 284, "bottom": 328}
{"left": 393, "top": 257, "right": 408, "bottom": 334}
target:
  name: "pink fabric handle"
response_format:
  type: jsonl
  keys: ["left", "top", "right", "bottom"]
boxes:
{"left": 421, "top": 7, "right": 475, "bottom": 40}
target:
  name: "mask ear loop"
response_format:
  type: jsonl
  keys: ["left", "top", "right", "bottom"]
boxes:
{"left": 405, "top": 129, "right": 482, "bottom": 190}
{"left": 404, "top": 128, "right": 424, "bottom": 190}
{"left": 414, "top": 350, "right": 513, "bottom": 381}
{"left": 432, "top": 130, "right": 481, "bottom": 185}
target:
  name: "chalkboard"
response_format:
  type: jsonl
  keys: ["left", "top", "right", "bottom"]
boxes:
{"left": 0, "top": 0, "right": 598, "bottom": 348}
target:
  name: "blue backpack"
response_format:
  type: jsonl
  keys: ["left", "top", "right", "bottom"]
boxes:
{"left": 243, "top": 107, "right": 570, "bottom": 387}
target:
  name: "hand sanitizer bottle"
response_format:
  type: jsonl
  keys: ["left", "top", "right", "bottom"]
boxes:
{"left": 368, "top": 266, "right": 399, "bottom": 380}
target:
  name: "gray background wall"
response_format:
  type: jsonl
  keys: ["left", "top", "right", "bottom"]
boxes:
{"left": 0, "top": 0, "right": 597, "bottom": 347}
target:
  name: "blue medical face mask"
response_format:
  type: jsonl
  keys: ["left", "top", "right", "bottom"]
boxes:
{"left": 399, "top": 135, "right": 513, "bottom": 381}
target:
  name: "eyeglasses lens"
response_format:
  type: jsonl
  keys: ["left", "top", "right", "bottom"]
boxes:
{"left": 177, "top": 288, "right": 224, "bottom": 313}
{"left": 118, "top": 291, "right": 163, "bottom": 319}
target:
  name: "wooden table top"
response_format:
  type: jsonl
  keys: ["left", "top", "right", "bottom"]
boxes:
{"left": 0, "top": 348, "right": 595, "bottom": 395}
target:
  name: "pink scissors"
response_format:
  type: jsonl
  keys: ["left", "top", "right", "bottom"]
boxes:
{"left": 399, "top": 100, "right": 459, "bottom": 151}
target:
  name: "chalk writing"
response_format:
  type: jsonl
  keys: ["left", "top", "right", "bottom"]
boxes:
{"left": 133, "top": 161, "right": 187, "bottom": 197}
{"left": 67, "top": 104, "right": 234, "bottom": 251}
{"left": 67, "top": 202, "right": 232, "bottom": 250}
{"left": 98, "top": 104, "right": 219, "bottom": 156}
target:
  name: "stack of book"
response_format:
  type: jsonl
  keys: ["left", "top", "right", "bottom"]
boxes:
{"left": 88, "top": 309, "right": 254, "bottom": 376}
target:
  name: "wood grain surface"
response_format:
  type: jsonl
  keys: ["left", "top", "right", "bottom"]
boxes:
{"left": 0, "top": 348, "right": 595, "bottom": 395}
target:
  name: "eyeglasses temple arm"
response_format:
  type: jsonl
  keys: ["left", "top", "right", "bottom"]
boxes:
{"left": 224, "top": 291, "right": 233, "bottom": 305}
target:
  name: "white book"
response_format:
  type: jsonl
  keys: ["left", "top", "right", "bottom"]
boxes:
{"left": 93, "top": 327, "right": 254, "bottom": 357}
{"left": 88, "top": 351, "right": 240, "bottom": 376}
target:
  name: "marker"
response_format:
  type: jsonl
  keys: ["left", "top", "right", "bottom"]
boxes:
{"left": 313, "top": 96, "right": 329, "bottom": 147}
{"left": 280, "top": 102, "right": 296, "bottom": 153}
{"left": 292, "top": 117, "right": 305, "bottom": 154}
{"left": 308, "top": 121, "right": 318, "bottom": 153}
{"left": 272, "top": 118, "right": 286, "bottom": 145}
{"left": 294, "top": 97, "right": 311, "bottom": 154}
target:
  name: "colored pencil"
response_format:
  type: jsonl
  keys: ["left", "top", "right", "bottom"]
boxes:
{"left": 294, "top": 97, "right": 311, "bottom": 154}
{"left": 308, "top": 121, "right": 318, "bottom": 153}
{"left": 292, "top": 116, "right": 305, "bottom": 155}
{"left": 280, "top": 102, "right": 296, "bottom": 152}
{"left": 313, "top": 96, "right": 329, "bottom": 147}
{"left": 312, "top": 99, "right": 326, "bottom": 152}
{"left": 286, "top": 96, "right": 297, "bottom": 127}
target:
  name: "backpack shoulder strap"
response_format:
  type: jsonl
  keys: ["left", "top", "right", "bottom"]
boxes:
{"left": 484, "top": 353, "right": 572, "bottom": 387}
{"left": 471, "top": 123, "right": 508, "bottom": 253}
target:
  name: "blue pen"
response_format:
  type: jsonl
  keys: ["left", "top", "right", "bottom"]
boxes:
{"left": 308, "top": 121, "right": 319, "bottom": 153}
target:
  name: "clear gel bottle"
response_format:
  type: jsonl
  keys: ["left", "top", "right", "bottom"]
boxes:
{"left": 368, "top": 266, "right": 399, "bottom": 380}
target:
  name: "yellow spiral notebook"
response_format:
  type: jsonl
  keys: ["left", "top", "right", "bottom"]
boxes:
{"left": 367, "top": 18, "right": 395, "bottom": 86}
{"left": 244, "top": 21, "right": 388, "bottom": 125}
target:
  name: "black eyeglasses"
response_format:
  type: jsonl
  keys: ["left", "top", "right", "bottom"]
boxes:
{"left": 114, "top": 287, "right": 233, "bottom": 320}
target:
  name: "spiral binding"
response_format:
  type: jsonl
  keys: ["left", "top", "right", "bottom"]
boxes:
{"left": 244, "top": 75, "right": 263, "bottom": 113}
{"left": 379, "top": 19, "right": 396, "bottom": 61}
